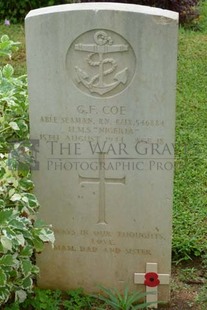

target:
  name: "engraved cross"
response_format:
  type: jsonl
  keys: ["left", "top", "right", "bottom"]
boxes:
{"left": 79, "top": 153, "right": 125, "bottom": 224}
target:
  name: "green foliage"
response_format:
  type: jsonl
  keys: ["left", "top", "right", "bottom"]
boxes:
{"left": 197, "top": 0, "right": 207, "bottom": 32}
{"left": 0, "top": 25, "right": 26, "bottom": 77}
{"left": 0, "top": 35, "right": 20, "bottom": 59}
{"left": 0, "top": 0, "right": 74, "bottom": 23}
{"left": 93, "top": 286, "right": 155, "bottom": 309}
{"left": 0, "top": 35, "right": 54, "bottom": 306}
{"left": 63, "top": 288, "right": 94, "bottom": 309}
{"left": 82, "top": 0, "right": 200, "bottom": 26}
{"left": 172, "top": 29, "right": 207, "bottom": 261}
{"left": 5, "top": 288, "right": 95, "bottom": 309}
{"left": 21, "top": 289, "right": 62, "bottom": 309}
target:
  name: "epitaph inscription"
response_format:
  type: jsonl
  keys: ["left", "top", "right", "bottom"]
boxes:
{"left": 67, "top": 29, "right": 136, "bottom": 97}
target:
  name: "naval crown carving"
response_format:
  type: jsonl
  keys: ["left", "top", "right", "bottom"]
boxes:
{"left": 67, "top": 30, "right": 136, "bottom": 97}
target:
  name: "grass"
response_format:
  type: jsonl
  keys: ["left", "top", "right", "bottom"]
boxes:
{"left": 173, "top": 29, "right": 207, "bottom": 260}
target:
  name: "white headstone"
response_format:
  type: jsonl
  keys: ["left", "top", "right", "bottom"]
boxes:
{"left": 26, "top": 3, "right": 178, "bottom": 303}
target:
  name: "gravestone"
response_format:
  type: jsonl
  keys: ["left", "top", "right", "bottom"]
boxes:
{"left": 26, "top": 3, "right": 178, "bottom": 306}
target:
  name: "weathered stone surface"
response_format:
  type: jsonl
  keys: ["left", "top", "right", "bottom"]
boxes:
{"left": 26, "top": 3, "right": 178, "bottom": 302}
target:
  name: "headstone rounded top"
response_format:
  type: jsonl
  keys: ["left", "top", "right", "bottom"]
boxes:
{"left": 25, "top": 2, "right": 178, "bottom": 22}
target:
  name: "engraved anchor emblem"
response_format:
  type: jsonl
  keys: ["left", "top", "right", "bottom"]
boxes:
{"left": 74, "top": 31, "right": 129, "bottom": 95}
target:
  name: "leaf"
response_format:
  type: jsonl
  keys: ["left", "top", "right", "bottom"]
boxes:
{"left": 20, "top": 245, "right": 33, "bottom": 257}
{"left": 16, "top": 119, "right": 28, "bottom": 133}
{"left": 2, "top": 227, "right": 16, "bottom": 240}
{"left": 7, "top": 177, "right": 19, "bottom": 188}
{"left": 9, "top": 188, "right": 15, "bottom": 197}
{"left": 19, "top": 179, "right": 33, "bottom": 191}
{"left": 0, "top": 200, "right": 5, "bottom": 208}
{"left": 9, "top": 218, "right": 26, "bottom": 230}
{"left": 26, "top": 193, "right": 39, "bottom": 206}
{"left": 32, "top": 238, "right": 44, "bottom": 253}
{"left": 9, "top": 121, "right": 20, "bottom": 131}
{"left": 22, "top": 276, "right": 33, "bottom": 289}
{"left": 0, "top": 267, "right": 7, "bottom": 287}
{"left": 15, "top": 289, "right": 27, "bottom": 303}
{"left": 10, "top": 193, "right": 21, "bottom": 201}
{"left": 1, "top": 236, "right": 12, "bottom": 252}
{"left": 16, "top": 234, "right": 25, "bottom": 246}
{"left": 22, "top": 196, "right": 28, "bottom": 203}
{"left": 34, "top": 219, "right": 48, "bottom": 228}
{"left": 0, "top": 287, "right": 10, "bottom": 305}
{"left": 94, "top": 286, "right": 156, "bottom": 310}
{"left": 31, "top": 264, "right": 39, "bottom": 274}
{"left": 0, "top": 254, "right": 15, "bottom": 266}
{"left": 0, "top": 167, "right": 6, "bottom": 178}
{"left": 21, "top": 259, "right": 33, "bottom": 276}
{"left": 38, "top": 228, "right": 55, "bottom": 244}
{"left": 1, "top": 35, "right": 9, "bottom": 43}
{"left": 3, "top": 64, "right": 14, "bottom": 78}
{"left": 0, "top": 209, "right": 13, "bottom": 225}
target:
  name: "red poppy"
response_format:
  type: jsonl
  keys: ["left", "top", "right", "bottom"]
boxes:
{"left": 144, "top": 272, "right": 160, "bottom": 287}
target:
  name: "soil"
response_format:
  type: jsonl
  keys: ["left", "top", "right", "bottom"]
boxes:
{"left": 160, "top": 259, "right": 206, "bottom": 309}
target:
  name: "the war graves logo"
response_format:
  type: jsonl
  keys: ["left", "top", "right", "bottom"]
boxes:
{"left": 67, "top": 29, "right": 136, "bottom": 97}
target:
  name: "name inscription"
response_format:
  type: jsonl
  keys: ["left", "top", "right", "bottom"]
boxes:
{"left": 38, "top": 102, "right": 167, "bottom": 147}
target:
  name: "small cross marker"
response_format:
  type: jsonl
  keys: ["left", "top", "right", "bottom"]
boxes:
{"left": 134, "top": 262, "right": 170, "bottom": 309}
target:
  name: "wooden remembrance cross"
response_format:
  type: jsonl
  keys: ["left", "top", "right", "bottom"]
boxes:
{"left": 79, "top": 153, "right": 125, "bottom": 224}
{"left": 134, "top": 263, "right": 170, "bottom": 308}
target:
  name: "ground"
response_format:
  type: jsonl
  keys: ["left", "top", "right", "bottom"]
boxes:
{"left": 161, "top": 260, "right": 206, "bottom": 309}
{"left": 94, "top": 260, "right": 207, "bottom": 309}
